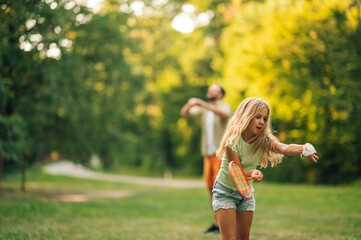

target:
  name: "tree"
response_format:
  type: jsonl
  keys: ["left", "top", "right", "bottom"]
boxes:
{"left": 0, "top": 0, "right": 147, "bottom": 189}
{"left": 217, "top": 0, "right": 361, "bottom": 183}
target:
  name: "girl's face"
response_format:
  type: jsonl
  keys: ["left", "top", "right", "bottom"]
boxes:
{"left": 244, "top": 108, "right": 268, "bottom": 140}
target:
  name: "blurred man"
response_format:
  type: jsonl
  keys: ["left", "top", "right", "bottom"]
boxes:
{"left": 180, "top": 83, "right": 232, "bottom": 233}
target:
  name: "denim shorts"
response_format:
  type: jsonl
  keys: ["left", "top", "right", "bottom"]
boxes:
{"left": 212, "top": 181, "right": 256, "bottom": 213}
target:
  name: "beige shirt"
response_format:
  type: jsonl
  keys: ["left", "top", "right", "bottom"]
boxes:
{"left": 189, "top": 100, "right": 233, "bottom": 156}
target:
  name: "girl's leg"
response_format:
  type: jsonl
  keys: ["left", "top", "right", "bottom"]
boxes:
{"left": 216, "top": 209, "right": 237, "bottom": 240}
{"left": 208, "top": 188, "right": 218, "bottom": 226}
{"left": 236, "top": 211, "right": 254, "bottom": 240}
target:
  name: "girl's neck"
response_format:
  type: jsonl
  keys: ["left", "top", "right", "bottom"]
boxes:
{"left": 242, "top": 132, "right": 256, "bottom": 144}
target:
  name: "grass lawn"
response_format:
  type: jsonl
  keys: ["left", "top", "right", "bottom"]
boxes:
{"left": 1, "top": 166, "right": 361, "bottom": 240}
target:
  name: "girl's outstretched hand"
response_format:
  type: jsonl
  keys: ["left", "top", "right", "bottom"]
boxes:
{"left": 301, "top": 143, "right": 319, "bottom": 163}
{"left": 308, "top": 153, "right": 319, "bottom": 163}
{"left": 250, "top": 170, "right": 263, "bottom": 182}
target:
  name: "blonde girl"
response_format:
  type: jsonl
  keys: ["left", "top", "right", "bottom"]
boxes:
{"left": 212, "top": 97, "right": 318, "bottom": 240}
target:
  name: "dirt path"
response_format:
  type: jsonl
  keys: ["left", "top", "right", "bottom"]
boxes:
{"left": 43, "top": 161, "right": 204, "bottom": 189}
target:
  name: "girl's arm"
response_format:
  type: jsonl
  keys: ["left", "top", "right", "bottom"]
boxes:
{"left": 272, "top": 141, "right": 319, "bottom": 163}
{"left": 225, "top": 146, "right": 242, "bottom": 166}
{"left": 225, "top": 147, "right": 263, "bottom": 181}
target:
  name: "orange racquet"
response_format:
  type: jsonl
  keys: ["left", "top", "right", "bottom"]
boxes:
{"left": 228, "top": 161, "right": 253, "bottom": 199}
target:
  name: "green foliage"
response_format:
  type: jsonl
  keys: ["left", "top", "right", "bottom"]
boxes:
{"left": 218, "top": 0, "right": 361, "bottom": 183}
{"left": 0, "top": 0, "right": 147, "bottom": 180}
{"left": 0, "top": 114, "right": 28, "bottom": 164}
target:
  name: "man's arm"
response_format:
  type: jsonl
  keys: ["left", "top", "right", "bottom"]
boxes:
{"left": 185, "top": 98, "right": 229, "bottom": 119}
{"left": 199, "top": 101, "right": 229, "bottom": 119}
{"left": 180, "top": 98, "right": 199, "bottom": 117}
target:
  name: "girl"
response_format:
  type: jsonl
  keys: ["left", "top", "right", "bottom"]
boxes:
{"left": 212, "top": 97, "right": 318, "bottom": 240}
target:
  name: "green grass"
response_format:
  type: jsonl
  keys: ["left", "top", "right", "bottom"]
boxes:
{"left": 1, "top": 166, "right": 361, "bottom": 240}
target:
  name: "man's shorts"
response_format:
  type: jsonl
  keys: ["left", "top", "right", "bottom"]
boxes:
{"left": 212, "top": 181, "right": 256, "bottom": 213}
{"left": 204, "top": 154, "right": 222, "bottom": 189}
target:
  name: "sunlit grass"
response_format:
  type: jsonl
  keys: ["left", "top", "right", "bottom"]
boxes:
{"left": 253, "top": 183, "right": 361, "bottom": 239}
{"left": 1, "top": 167, "right": 360, "bottom": 240}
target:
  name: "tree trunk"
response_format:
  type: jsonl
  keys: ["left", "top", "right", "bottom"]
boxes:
{"left": 162, "top": 128, "right": 173, "bottom": 178}
{"left": 20, "top": 161, "right": 26, "bottom": 192}
{"left": 0, "top": 157, "right": 3, "bottom": 193}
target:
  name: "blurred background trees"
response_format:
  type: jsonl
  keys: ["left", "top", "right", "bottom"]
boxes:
{"left": 1, "top": 0, "right": 360, "bottom": 189}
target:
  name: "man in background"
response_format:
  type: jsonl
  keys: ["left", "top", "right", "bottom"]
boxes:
{"left": 180, "top": 83, "right": 232, "bottom": 233}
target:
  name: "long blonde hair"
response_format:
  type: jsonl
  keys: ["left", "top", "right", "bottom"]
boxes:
{"left": 216, "top": 97, "right": 283, "bottom": 168}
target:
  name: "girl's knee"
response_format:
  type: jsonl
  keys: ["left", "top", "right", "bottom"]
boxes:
{"left": 220, "top": 233, "right": 237, "bottom": 240}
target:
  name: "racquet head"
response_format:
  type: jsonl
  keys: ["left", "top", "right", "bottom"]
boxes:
{"left": 228, "top": 161, "right": 252, "bottom": 199}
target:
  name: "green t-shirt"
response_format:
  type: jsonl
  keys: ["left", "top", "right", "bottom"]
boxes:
{"left": 215, "top": 138, "right": 262, "bottom": 190}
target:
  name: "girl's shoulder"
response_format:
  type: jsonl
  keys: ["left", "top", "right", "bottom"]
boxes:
{"left": 231, "top": 138, "right": 248, "bottom": 153}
